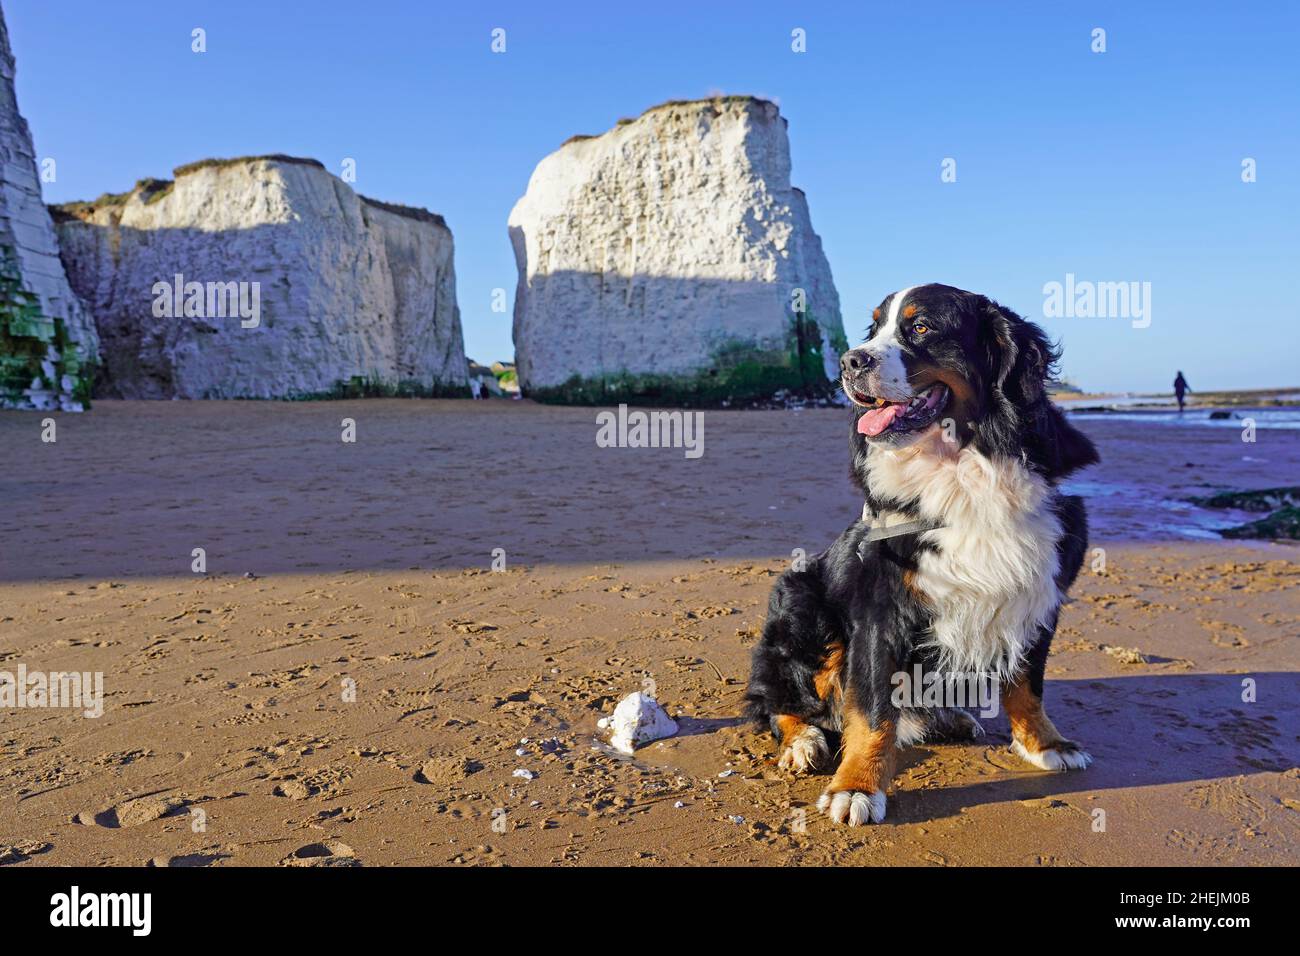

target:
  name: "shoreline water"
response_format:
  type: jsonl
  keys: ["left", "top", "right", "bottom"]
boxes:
{"left": 1065, "top": 405, "right": 1300, "bottom": 433}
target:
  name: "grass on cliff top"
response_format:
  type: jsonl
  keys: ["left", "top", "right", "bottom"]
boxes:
{"left": 358, "top": 195, "right": 447, "bottom": 229}
{"left": 172, "top": 154, "right": 325, "bottom": 178}
{"left": 136, "top": 178, "right": 173, "bottom": 204}
{"left": 561, "top": 94, "right": 778, "bottom": 147}
{"left": 640, "top": 94, "right": 776, "bottom": 115}
{"left": 48, "top": 176, "right": 175, "bottom": 222}
{"left": 49, "top": 157, "right": 447, "bottom": 229}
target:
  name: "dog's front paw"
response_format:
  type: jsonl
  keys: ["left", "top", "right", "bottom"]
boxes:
{"left": 777, "top": 726, "right": 828, "bottom": 774}
{"left": 1011, "top": 738, "right": 1092, "bottom": 771}
{"left": 817, "top": 788, "right": 886, "bottom": 825}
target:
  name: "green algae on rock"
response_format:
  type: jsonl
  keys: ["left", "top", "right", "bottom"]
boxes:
{"left": 1189, "top": 487, "right": 1300, "bottom": 541}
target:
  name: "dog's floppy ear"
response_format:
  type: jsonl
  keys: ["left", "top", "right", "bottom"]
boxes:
{"left": 982, "top": 297, "right": 1052, "bottom": 406}
{"left": 979, "top": 297, "right": 1099, "bottom": 480}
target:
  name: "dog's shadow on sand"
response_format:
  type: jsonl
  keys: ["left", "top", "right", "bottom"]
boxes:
{"left": 756, "top": 672, "right": 1298, "bottom": 822}
{"left": 881, "top": 672, "right": 1300, "bottom": 822}
{"left": 674, "top": 715, "right": 746, "bottom": 738}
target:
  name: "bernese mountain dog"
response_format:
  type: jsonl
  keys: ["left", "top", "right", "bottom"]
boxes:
{"left": 744, "top": 283, "right": 1100, "bottom": 826}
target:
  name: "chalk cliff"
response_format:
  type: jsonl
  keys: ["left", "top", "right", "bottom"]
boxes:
{"left": 0, "top": 7, "right": 98, "bottom": 410}
{"left": 53, "top": 157, "right": 467, "bottom": 399}
{"left": 508, "top": 96, "right": 846, "bottom": 404}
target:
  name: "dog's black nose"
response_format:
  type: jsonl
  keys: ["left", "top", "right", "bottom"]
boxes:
{"left": 840, "top": 349, "right": 875, "bottom": 374}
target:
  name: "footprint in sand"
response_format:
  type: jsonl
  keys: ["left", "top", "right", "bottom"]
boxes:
{"left": 416, "top": 756, "right": 482, "bottom": 785}
{"left": 1025, "top": 852, "right": 1083, "bottom": 866}
{"left": 1017, "top": 797, "right": 1089, "bottom": 819}
{"left": 1202, "top": 620, "right": 1251, "bottom": 648}
{"left": 280, "top": 840, "right": 360, "bottom": 867}
{"left": 148, "top": 852, "right": 228, "bottom": 867}
{"left": 1187, "top": 779, "right": 1270, "bottom": 829}
{"left": 0, "top": 841, "right": 52, "bottom": 865}
{"left": 447, "top": 619, "right": 498, "bottom": 635}
{"left": 1165, "top": 828, "right": 1234, "bottom": 860}
{"left": 449, "top": 843, "right": 504, "bottom": 866}
{"left": 981, "top": 747, "right": 1029, "bottom": 771}
{"left": 77, "top": 794, "right": 188, "bottom": 828}
{"left": 281, "top": 765, "right": 351, "bottom": 798}
{"left": 273, "top": 779, "right": 318, "bottom": 800}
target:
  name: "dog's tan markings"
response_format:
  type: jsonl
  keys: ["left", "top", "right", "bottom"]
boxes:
{"left": 872, "top": 307, "right": 881, "bottom": 321}
{"left": 828, "top": 708, "right": 896, "bottom": 796}
{"left": 902, "top": 568, "right": 927, "bottom": 603}
{"left": 775, "top": 713, "right": 809, "bottom": 743}
{"left": 902, "top": 304, "right": 918, "bottom": 319}
{"left": 1003, "top": 679, "right": 1093, "bottom": 770}
{"left": 813, "top": 641, "right": 844, "bottom": 702}
{"left": 818, "top": 702, "right": 895, "bottom": 824}
{"left": 1003, "top": 680, "right": 1063, "bottom": 753}
{"left": 933, "top": 368, "right": 977, "bottom": 406}
{"left": 774, "top": 714, "right": 826, "bottom": 773}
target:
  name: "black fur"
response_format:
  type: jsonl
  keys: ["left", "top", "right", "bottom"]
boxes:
{"left": 973, "top": 295, "right": 1100, "bottom": 480}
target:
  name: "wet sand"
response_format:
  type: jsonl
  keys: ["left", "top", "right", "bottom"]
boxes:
{"left": 1, "top": 400, "right": 1297, "bottom": 866}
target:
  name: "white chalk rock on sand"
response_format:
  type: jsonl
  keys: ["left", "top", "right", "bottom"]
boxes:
{"left": 607, "top": 692, "right": 679, "bottom": 755}
{"left": 508, "top": 95, "right": 846, "bottom": 404}
{"left": 52, "top": 156, "right": 468, "bottom": 399}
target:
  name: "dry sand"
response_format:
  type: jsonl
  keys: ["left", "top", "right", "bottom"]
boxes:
{"left": 1, "top": 400, "right": 1297, "bottom": 866}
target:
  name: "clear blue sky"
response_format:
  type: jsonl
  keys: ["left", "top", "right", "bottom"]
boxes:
{"left": 12, "top": 0, "right": 1298, "bottom": 393}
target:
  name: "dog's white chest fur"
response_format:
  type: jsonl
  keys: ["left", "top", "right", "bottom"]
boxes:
{"left": 867, "top": 438, "right": 1063, "bottom": 680}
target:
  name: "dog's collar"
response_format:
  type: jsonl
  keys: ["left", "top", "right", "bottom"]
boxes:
{"left": 859, "top": 502, "right": 944, "bottom": 544}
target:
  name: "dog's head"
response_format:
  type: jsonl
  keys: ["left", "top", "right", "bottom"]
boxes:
{"left": 842, "top": 283, "right": 1098, "bottom": 479}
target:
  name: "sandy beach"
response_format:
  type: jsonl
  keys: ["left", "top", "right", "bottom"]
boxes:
{"left": 2, "top": 400, "right": 1297, "bottom": 866}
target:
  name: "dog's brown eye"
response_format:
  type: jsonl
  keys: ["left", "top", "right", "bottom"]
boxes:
{"left": 913, "top": 323, "right": 929, "bottom": 335}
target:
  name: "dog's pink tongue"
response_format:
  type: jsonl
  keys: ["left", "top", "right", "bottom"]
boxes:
{"left": 857, "top": 403, "right": 900, "bottom": 437}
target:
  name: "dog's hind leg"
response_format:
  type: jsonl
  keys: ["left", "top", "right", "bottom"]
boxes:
{"left": 896, "top": 707, "right": 985, "bottom": 746}
{"left": 929, "top": 707, "right": 986, "bottom": 741}
{"left": 767, "top": 641, "right": 843, "bottom": 773}
{"left": 744, "top": 564, "right": 847, "bottom": 774}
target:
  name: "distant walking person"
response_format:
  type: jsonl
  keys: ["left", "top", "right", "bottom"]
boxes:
{"left": 1173, "top": 371, "right": 1190, "bottom": 412}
